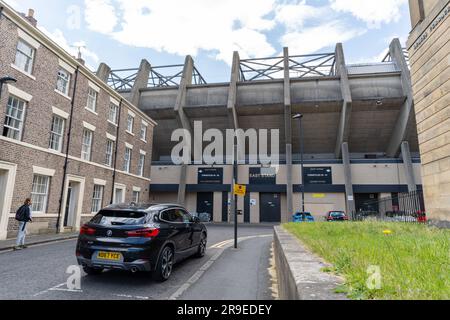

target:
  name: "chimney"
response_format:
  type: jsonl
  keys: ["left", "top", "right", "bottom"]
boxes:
{"left": 22, "top": 8, "right": 37, "bottom": 27}
{"left": 76, "top": 51, "right": 85, "bottom": 66}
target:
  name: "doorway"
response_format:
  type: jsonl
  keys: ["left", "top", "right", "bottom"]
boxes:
{"left": 64, "top": 182, "right": 80, "bottom": 228}
{"left": 60, "top": 175, "right": 85, "bottom": 233}
{"left": 197, "top": 193, "right": 214, "bottom": 215}
{"left": 0, "top": 162, "right": 17, "bottom": 240}
{"left": 260, "top": 193, "right": 281, "bottom": 223}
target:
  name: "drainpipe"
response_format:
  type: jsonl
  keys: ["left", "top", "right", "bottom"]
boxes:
{"left": 110, "top": 99, "right": 123, "bottom": 204}
{"left": 56, "top": 67, "right": 80, "bottom": 233}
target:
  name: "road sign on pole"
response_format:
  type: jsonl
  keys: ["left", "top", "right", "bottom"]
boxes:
{"left": 234, "top": 184, "right": 247, "bottom": 197}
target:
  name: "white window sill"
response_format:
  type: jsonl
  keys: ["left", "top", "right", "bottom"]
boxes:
{"left": 107, "top": 120, "right": 118, "bottom": 127}
{"left": 85, "top": 107, "right": 98, "bottom": 116}
{"left": 126, "top": 131, "right": 135, "bottom": 136}
{"left": 54, "top": 89, "right": 72, "bottom": 101}
{"left": 48, "top": 147, "right": 64, "bottom": 155}
{"left": 10, "top": 64, "right": 36, "bottom": 80}
{"left": 140, "top": 139, "right": 147, "bottom": 143}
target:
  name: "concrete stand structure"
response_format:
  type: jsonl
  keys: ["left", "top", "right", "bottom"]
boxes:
{"left": 103, "top": 39, "right": 424, "bottom": 224}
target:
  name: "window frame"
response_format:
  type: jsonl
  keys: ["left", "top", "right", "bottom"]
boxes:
{"left": 126, "top": 114, "right": 134, "bottom": 134}
{"left": 86, "top": 87, "right": 98, "bottom": 113}
{"left": 105, "top": 139, "right": 114, "bottom": 167}
{"left": 123, "top": 147, "right": 132, "bottom": 173}
{"left": 91, "top": 184, "right": 104, "bottom": 214}
{"left": 14, "top": 39, "right": 35, "bottom": 75}
{"left": 56, "top": 67, "right": 71, "bottom": 96}
{"left": 31, "top": 174, "right": 50, "bottom": 214}
{"left": 108, "top": 103, "right": 119, "bottom": 125}
{"left": 81, "top": 129, "right": 94, "bottom": 161}
{"left": 48, "top": 115, "right": 65, "bottom": 152}
{"left": 140, "top": 123, "right": 148, "bottom": 142}
{"left": 3, "top": 95, "right": 26, "bottom": 141}
{"left": 132, "top": 190, "right": 140, "bottom": 203}
{"left": 138, "top": 153, "right": 145, "bottom": 177}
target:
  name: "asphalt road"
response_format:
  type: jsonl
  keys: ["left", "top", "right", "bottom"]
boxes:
{"left": 0, "top": 225, "right": 275, "bottom": 300}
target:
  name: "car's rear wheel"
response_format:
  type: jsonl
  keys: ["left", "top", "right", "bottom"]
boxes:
{"left": 153, "top": 246, "right": 174, "bottom": 282}
{"left": 83, "top": 266, "right": 103, "bottom": 275}
{"left": 195, "top": 233, "right": 207, "bottom": 258}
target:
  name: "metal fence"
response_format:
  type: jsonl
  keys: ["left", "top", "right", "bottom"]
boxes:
{"left": 351, "top": 191, "right": 427, "bottom": 223}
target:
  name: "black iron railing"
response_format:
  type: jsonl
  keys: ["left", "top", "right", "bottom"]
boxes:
{"left": 351, "top": 191, "right": 427, "bottom": 223}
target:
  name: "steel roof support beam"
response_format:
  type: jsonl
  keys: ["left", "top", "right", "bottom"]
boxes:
{"left": 386, "top": 38, "right": 415, "bottom": 157}
{"left": 175, "top": 56, "right": 194, "bottom": 205}
{"left": 335, "top": 43, "right": 353, "bottom": 159}
{"left": 284, "top": 47, "right": 294, "bottom": 220}
{"left": 129, "top": 59, "right": 151, "bottom": 106}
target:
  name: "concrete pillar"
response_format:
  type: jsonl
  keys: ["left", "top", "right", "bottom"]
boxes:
{"left": 342, "top": 143, "right": 356, "bottom": 214}
{"left": 129, "top": 59, "right": 151, "bottom": 106}
{"left": 96, "top": 63, "right": 111, "bottom": 83}
{"left": 386, "top": 38, "right": 415, "bottom": 157}
{"left": 401, "top": 141, "right": 417, "bottom": 192}
{"left": 335, "top": 43, "right": 353, "bottom": 159}
{"left": 284, "top": 47, "right": 294, "bottom": 217}
{"left": 177, "top": 164, "right": 188, "bottom": 205}
{"left": 227, "top": 51, "right": 240, "bottom": 130}
{"left": 175, "top": 56, "right": 195, "bottom": 205}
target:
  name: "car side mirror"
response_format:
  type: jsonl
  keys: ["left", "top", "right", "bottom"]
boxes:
{"left": 193, "top": 216, "right": 200, "bottom": 223}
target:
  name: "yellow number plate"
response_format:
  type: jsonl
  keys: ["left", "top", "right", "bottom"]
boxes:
{"left": 97, "top": 252, "right": 121, "bottom": 261}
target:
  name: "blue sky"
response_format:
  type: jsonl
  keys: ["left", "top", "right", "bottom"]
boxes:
{"left": 5, "top": 0, "right": 412, "bottom": 83}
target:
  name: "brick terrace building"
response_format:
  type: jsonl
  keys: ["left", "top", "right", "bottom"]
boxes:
{"left": 0, "top": 3, "right": 156, "bottom": 239}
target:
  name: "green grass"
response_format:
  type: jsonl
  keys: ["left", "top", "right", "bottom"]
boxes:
{"left": 283, "top": 222, "right": 450, "bottom": 300}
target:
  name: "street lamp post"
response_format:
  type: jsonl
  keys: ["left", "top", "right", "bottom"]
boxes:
{"left": 293, "top": 114, "right": 305, "bottom": 213}
{"left": 0, "top": 76, "right": 17, "bottom": 101}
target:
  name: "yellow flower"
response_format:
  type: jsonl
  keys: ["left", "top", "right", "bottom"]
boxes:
{"left": 383, "top": 230, "right": 393, "bottom": 235}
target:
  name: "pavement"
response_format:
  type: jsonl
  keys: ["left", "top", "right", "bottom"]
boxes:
{"left": 0, "top": 224, "right": 276, "bottom": 300}
{"left": 0, "top": 232, "right": 79, "bottom": 252}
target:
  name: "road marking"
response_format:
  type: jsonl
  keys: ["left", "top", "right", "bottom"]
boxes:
{"left": 169, "top": 234, "right": 272, "bottom": 300}
{"left": 33, "top": 283, "right": 67, "bottom": 297}
{"left": 113, "top": 294, "right": 151, "bottom": 300}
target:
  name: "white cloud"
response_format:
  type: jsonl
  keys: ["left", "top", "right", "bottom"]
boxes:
{"left": 84, "top": 0, "right": 277, "bottom": 64}
{"left": 329, "top": 0, "right": 408, "bottom": 28}
{"left": 275, "top": 0, "right": 327, "bottom": 31}
{"left": 84, "top": 0, "right": 118, "bottom": 33}
{"left": 280, "top": 20, "right": 366, "bottom": 54}
{"left": 39, "top": 27, "right": 100, "bottom": 70}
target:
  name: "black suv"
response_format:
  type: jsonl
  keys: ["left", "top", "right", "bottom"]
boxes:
{"left": 76, "top": 203, "right": 208, "bottom": 281}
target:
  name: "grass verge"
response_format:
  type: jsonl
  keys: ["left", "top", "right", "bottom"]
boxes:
{"left": 283, "top": 222, "right": 449, "bottom": 300}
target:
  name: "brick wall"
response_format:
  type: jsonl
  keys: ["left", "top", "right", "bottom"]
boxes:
{"left": 0, "top": 12, "right": 155, "bottom": 236}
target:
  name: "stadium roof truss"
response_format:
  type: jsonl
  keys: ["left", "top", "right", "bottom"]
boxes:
{"left": 239, "top": 52, "right": 337, "bottom": 82}
{"left": 108, "top": 64, "right": 207, "bottom": 90}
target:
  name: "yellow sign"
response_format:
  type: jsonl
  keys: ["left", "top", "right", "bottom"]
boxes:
{"left": 234, "top": 184, "right": 247, "bottom": 196}
{"left": 312, "top": 194, "right": 326, "bottom": 199}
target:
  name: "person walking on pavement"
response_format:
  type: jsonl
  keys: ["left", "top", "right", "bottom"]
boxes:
{"left": 14, "top": 198, "right": 33, "bottom": 251}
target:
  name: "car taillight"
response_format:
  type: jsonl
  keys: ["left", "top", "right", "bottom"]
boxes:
{"left": 126, "top": 228, "right": 160, "bottom": 238}
{"left": 80, "top": 225, "right": 96, "bottom": 236}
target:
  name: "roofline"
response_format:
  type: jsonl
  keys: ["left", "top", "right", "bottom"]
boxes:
{"left": 0, "top": 0, "right": 157, "bottom": 127}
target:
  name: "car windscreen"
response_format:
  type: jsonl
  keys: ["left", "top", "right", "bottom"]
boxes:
{"left": 91, "top": 210, "right": 150, "bottom": 226}
{"left": 330, "top": 212, "right": 345, "bottom": 217}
